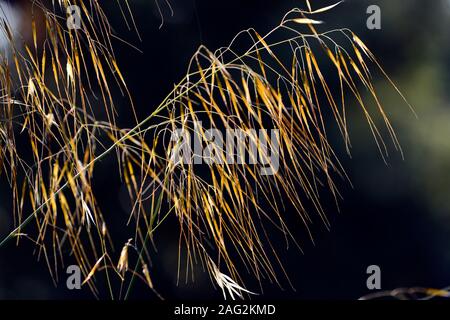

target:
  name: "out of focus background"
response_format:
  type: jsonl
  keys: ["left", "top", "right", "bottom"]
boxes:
{"left": 1, "top": 0, "right": 450, "bottom": 299}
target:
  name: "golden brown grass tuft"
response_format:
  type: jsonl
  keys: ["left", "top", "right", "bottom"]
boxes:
{"left": 0, "top": 1, "right": 410, "bottom": 299}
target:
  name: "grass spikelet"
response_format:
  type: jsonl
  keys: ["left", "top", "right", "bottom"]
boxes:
{"left": 117, "top": 239, "right": 132, "bottom": 276}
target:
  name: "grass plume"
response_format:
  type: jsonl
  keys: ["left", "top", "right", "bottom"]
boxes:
{"left": 0, "top": 1, "right": 410, "bottom": 298}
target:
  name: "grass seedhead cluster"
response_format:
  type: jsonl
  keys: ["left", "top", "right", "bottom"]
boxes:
{"left": 0, "top": 1, "right": 409, "bottom": 299}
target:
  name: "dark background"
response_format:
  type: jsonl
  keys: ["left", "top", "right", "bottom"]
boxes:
{"left": 1, "top": 0, "right": 450, "bottom": 300}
